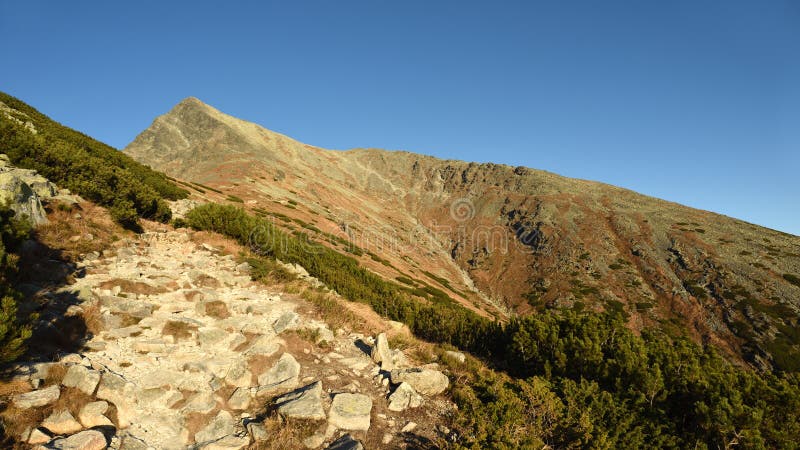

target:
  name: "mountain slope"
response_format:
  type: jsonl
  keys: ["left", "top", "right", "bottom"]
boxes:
{"left": 0, "top": 92, "right": 188, "bottom": 228}
{"left": 125, "top": 98, "right": 800, "bottom": 372}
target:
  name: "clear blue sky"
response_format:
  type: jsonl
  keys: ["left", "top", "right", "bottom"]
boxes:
{"left": 1, "top": 1, "right": 798, "bottom": 235}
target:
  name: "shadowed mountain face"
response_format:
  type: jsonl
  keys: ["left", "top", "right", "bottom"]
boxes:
{"left": 125, "top": 98, "right": 800, "bottom": 371}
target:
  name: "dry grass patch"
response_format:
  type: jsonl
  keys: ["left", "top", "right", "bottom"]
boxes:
{"left": 189, "top": 230, "right": 242, "bottom": 256}
{"left": 193, "top": 274, "right": 221, "bottom": 289}
{"left": 162, "top": 320, "right": 198, "bottom": 341}
{"left": 247, "top": 352, "right": 282, "bottom": 379}
{"left": 168, "top": 389, "right": 194, "bottom": 411}
{"left": 183, "top": 290, "right": 205, "bottom": 302}
{"left": 233, "top": 333, "right": 260, "bottom": 352}
{"left": 202, "top": 300, "right": 230, "bottom": 319}
{"left": 98, "top": 279, "right": 167, "bottom": 296}
{"left": 250, "top": 412, "right": 317, "bottom": 450}
{"left": 41, "top": 364, "right": 68, "bottom": 386}
{"left": 36, "top": 200, "right": 130, "bottom": 259}
{"left": 0, "top": 378, "right": 32, "bottom": 398}
{"left": 79, "top": 299, "right": 105, "bottom": 336}
{"left": 185, "top": 409, "right": 219, "bottom": 444}
{"left": 296, "top": 288, "right": 363, "bottom": 333}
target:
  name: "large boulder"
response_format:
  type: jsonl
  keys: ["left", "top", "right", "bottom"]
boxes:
{"left": 48, "top": 429, "right": 107, "bottom": 450}
{"left": 370, "top": 333, "right": 393, "bottom": 370}
{"left": 12, "top": 385, "right": 60, "bottom": 408}
{"left": 195, "top": 410, "right": 236, "bottom": 444}
{"left": 0, "top": 171, "right": 48, "bottom": 225}
{"left": 389, "top": 368, "right": 449, "bottom": 396}
{"left": 78, "top": 401, "right": 113, "bottom": 428}
{"left": 388, "top": 382, "right": 424, "bottom": 412}
{"left": 329, "top": 393, "right": 372, "bottom": 431}
{"left": 227, "top": 387, "right": 251, "bottom": 410}
{"left": 272, "top": 311, "right": 299, "bottom": 334}
{"left": 257, "top": 353, "right": 300, "bottom": 394}
{"left": 61, "top": 364, "right": 101, "bottom": 395}
{"left": 275, "top": 381, "right": 326, "bottom": 420}
{"left": 95, "top": 372, "right": 135, "bottom": 428}
{"left": 41, "top": 409, "right": 83, "bottom": 435}
{"left": 224, "top": 357, "right": 252, "bottom": 388}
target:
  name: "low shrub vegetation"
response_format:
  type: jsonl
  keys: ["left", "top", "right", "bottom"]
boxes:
{"left": 0, "top": 204, "right": 33, "bottom": 363}
{"left": 0, "top": 92, "right": 188, "bottom": 228}
{"left": 185, "top": 203, "right": 800, "bottom": 448}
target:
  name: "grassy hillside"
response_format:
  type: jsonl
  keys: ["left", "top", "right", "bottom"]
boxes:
{"left": 185, "top": 202, "right": 800, "bottom": 449}
{"left": 0, "top": 92, "right": 188, "bottom": 228}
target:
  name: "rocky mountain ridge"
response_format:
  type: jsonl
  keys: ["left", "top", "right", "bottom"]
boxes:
{"left": 125, "top": 98, "right": 800, "bottom": 371}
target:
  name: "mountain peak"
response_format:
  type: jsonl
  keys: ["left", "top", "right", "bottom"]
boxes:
{"left": 170, "top": 96, "right": 218, "bottom": 116}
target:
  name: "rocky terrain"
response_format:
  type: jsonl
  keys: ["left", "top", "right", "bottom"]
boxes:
{"left": 125, "top": 98, "right": 800, "bottom": 371}
{"left": 4, "top": 227, "right": 454, "bottom": 449}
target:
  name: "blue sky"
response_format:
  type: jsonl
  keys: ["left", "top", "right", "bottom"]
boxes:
{"left": 1, "top": 1, "right": 798, "bottom": 235}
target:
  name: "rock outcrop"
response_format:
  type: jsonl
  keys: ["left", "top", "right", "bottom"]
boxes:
{"left": 0, "top": 154, "right": 55, "bottom": 224}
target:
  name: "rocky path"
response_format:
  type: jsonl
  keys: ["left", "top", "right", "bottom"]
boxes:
{"left": 6, "top": 230, "right": 453, "bottom": 449}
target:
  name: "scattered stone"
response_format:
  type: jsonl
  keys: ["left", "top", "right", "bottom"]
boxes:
{"left": 401, "top": 421, "right": 417, "bottom": 433}
{"left": 228, "top": 387, "right": 251, "bottom": 410}
{"left": 28, "top": 428, "right": 51, "bottom": 445}
{"left": 329, "top": 393, "right": 372, "bottom": 431}
{"left": 198, "top": 327, "right": 229, "bottom": 347}
{"left": 370, "top": 332, "right": 393, "bottom": 370}
{"left": 257, "top": 353, "right": 300, "bottom": 394}
{"left": 303, "top": 432, "right": 326, "bottom": 449}
{"left": 246, "top": 421, "right": 269, "bottom": 442}
{"left": 140, "top": 368, "right": 181, "bottom": 390}
{"left": 183, "top": 391, "right": 218, "bottom": 414}
{"left": 202, "top": 434, "right": 250, "bottom": 450}
{"left": 227, "top": 333, "right": 247, "bottom": 350}
{"left": 195, "top": 410, "right": 236, "bottom": 444}
{"left": 275, "top": 381, "right": 326, "bottom": 420}
{"left": 388, "top": 382, "right": 424, "bottom": 412}
{"left": 136, "top": 386, "right": 168, "bottom": 406}
{"left": 41, "top": 409, "right": 83, "bottom": 435}
{"left": 444, "top": 350, "right": 466, "bottom": 364}
{"left": 315, "top": 326, "right": 335, "bottom": 345}
{"left": 13, "top": 385, "right": 60, "bottom": 408}
{"left": 390, "top": 368, "right": 449, "bottom": 395}
{"left": 62, "top": 364, "right": 101, "bottom": 395}
{"left": 326, "top": 434, "right": 364, "bottom": 450}
{"left": 382, "top": 433, "right": 393, "bottom": 445}
{"left": 48, "top": 429, "right": 107, "bottom": 450}
{"left": 272, "top": 311, "right": 299, "bottom": 334}
{"left": 78, "top": 401, "right": 113, "bottom": 428}
{"left": 339, "top": 357, "right": 370, "bottom": 371}
{"left": 95, "top": 372, "right": 135, "bottom": 428}
{"left": 225, "top": 357, "right": 253, "bottom": 388}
